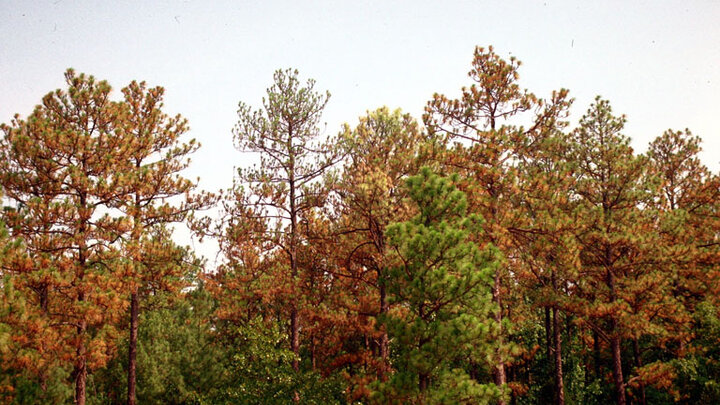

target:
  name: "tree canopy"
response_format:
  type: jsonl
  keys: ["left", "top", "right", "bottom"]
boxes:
{"left": 1, "top": 47, "right": 719, "bottom": 405}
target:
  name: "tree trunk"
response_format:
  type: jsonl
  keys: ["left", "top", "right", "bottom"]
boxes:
{"left": 291, "top": 306, "right": 300, "bottom": 403}
{"left": 74, "top": 321, "right": 87, "bottom": 405}
{"left": 378, "top": 280, "right": 389, "bottom": 380}
{"left": 633, "top": 339, "right": 647, "bottom": 405}
{"left": 291, "top": 308, "right": 299, "bottom": 371}
{"left": 553, "top": 306, "right": 565, "bottom": 405}
{"left": 379, "top": 281, "right": 389, "bottom": 361}
{"left": 419, "top": 372, "right": 429, "bottom": 391}
{"left": 610, "top": 335, "right": 626, "bottom": 405}
{"left": 550, "top": 270, "right": 565, "bottom": 405}
{"left": 40, "top": 285, "right": 49, "bottom": 395}
{"left": 75, "top": 235, "right": 88, "bottom": 405}
{"left": 605, "top": 244, "right": 626, "bottom": 405}
{"left": 544, "top": 305, "right": 556, "bottom": 401}
{"left": 289, "top": 153, "right": 300, "bottom": 375}
{"left": 593, "top": 330, "right": 601, "bottom": 378}
{"left": 311, "top": 335, "right": 316, "bottom": 371}
{"left": 493, "top": 271, "right": 506, "bottom": 405}
{"left": 128, "top": 189, "right": 143, "bottom": 405}
{"left": 127, "top": 290, "right": 139, "bottom": 405}
{"left": 545, "top": 306, "right": 552, "bottom": 361}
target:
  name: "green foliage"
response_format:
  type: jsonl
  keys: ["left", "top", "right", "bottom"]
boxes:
{"left": 86, "top": 286, "right": 345, "bottom": 405}
{"left": 2, "top": 50, "right": 720, "bottom": 405}
{"left": 669, "top": 300, "right": 720, "bottom": 404}
{"left": 373, "top": 167, "right": 503, "bottom": 404}
{"left": 0, "top": 367, "right": 73, "bottom": 405}
{"left": 203, "top": 317, "right": 345, "bottom": 404}
{"left": 89, "top": 288, "right": 228, "bottom": 404}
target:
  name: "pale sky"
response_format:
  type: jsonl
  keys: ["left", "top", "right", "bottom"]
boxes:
{"left": 2, "top": 0, "right": 720, "bottom": 262}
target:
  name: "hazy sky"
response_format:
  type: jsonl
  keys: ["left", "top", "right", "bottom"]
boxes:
{"left": 2, "top": 0, "right": 719, "bottom": 260}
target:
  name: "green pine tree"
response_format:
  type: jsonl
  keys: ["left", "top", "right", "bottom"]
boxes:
{"left": 373, "top": 167, "right": 503, "bottom": 404}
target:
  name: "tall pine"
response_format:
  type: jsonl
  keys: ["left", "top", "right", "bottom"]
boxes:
{"left": 228, "top": 68, "right": 342, "bottom": 399}
{"left": 0, "top": 70, "right": 129, "bottom": 404}
{"left": 374, "top": 167, "right": 502, "bottom": 404}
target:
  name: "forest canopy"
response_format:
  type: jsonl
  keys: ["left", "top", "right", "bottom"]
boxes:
{"left": 1, "top": 46, "right": 719, "bottom": 405}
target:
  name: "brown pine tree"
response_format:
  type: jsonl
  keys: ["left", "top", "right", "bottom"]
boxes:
{"left": 0, "top": 70, "right": 130, "bottom": 405}
{"left": 113, "top": 80, "right": 214, "bottom": 405}
{"left": 563, "top": 98, "right": 687, "bottom": 404}
{"left": 226, "top": 69, "right": 341, "bottom": 397}
{"left": 332, "top": 107, "right": 428, "bottom": 396}
{"left": 424, "top": 45, "right": 571, "bottom": 402}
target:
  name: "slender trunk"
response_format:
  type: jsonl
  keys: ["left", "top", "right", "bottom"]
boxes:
{"left": 550, "top": 270, "right": 565, "bottom": 405}
{"left": 493, "top": 270, "right": 506, "bottom": 404}
{"left": 76, "top": 202, "right": 88, "bottom": 405}
{"left": 311, "top": 335, "right": 316, "bottom": 371}
{"left": 290, "top": 309, "right": 299, "bottom": 371}
{"left": 379, "top": 280, "right": 389, "bottom": 371}
{"left": 127, "top": 188, "right": 143, "bottom": 405}
{"left": 374, "top": 219, "right": 389, "bottom": 367}
{"left": 604, "top": 236, "right": 626, "bottom": 405}
{"left": 545, "top": 306, "right": 552, "bottom": 361}
{"left": 553, "top": 306, "right": 565, "bottom": 405}
{"left": 289, "top": 161, "right": 300, "bottom": 372}
{"left": 419, "top": 373, "right": 429, "bottom": 391}
{"left": 608, "top": 291, "right": 626, "bottom": 404}
{"left": 417, "top": 305, "right": 429, "bottom": 394}
{"left": 39, "top": 230, "right": 51, "bottom": 392}
{"left": 75, "top": 319, "right": 87, "bottom": 405}
{"left": 290, "top": 308, "right": 300, "bottom": 402}
{"left": 127, "top": 290, "right": 139, "bottom": 405}
{"left": 607, "top": 268, "right": 625, "bottom": 403}
{"left": 544, "top": 305, "right": 556, "bottom": 400}
{"left": 40, "top": 284, "right": 49, "bottom": 313}
{"left": 125, "top": 177, "right": 145, "bottom": 405}
{"left": 39, "top": 284, "right": 49, "bottom": 394}
{"left": 288, "top": 137, "right": 300, "bottom": 405}
{"left": 593, "top": 330, "right": 601, "bottom": 378}
{"left": 633, "top": 339, "right": 647, "bottom": 405}
{"left": 493, "top": 346, "right": 507, "bottom": 393}
{"left": 610, "top": 335, "right": 626, "bottom": 405}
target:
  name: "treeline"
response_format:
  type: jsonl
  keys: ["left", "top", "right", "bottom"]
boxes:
{"left": 0, "top": 46, "right": 719, "bottom": 404}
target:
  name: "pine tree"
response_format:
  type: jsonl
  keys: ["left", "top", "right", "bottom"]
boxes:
{"left": 647, "top": 129, "right": 720, "bottom": 401}
{"left": 228, "top": 68, "right": 341, "bottom": 388}
{"left": 424, "top": 46, "right": 571, "bottom": 401}
{"left": 113, "top": 79, "right": 214, "bottom": 405}
{"left": 373, "top": 167, "right": 502, "bottom": 404}
{"left": 648, "top": 129, "right": 720, "bottom": 303}
{"left": 513, "top": 128, "right": 578, "bottom": 405}
{"left": 563, "top": 97, "right": 685, "bottom": 404}
{"left": 332, "top": 107, "right": 428, "bottom": 388}
{"left": 0, "top": 70, "right": 130, "bottom": 405}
